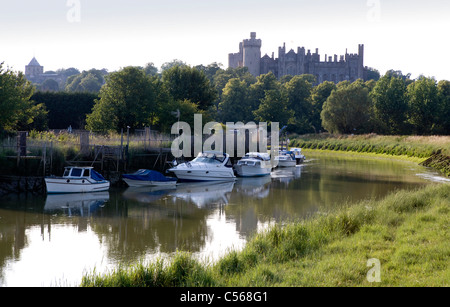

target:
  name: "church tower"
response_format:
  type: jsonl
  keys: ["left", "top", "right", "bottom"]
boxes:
{"left": 25, "top": 57, "right": 44, "bottom": 79}
{"left": 242, "top": 32, "right": 262, "bottom": 77}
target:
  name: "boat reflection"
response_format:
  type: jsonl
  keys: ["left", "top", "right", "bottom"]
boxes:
{"left": 234, "top": 176, "right": 272, "bottom": 199}
{"left": 271, "top": 165, "right": 303, "bottom": 185}
{"left": 44, "top": 192, "right": 110, "bottom": 216}
{"left": 168, "top": 181, "right": 235, "bottom": 208}
{"left": 122, "top": 186, "right": 175, "bottom": 204}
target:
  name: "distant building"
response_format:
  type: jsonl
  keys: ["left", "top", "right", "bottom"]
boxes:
{"left": 24, "top": 57, "right": 66, "bottom": 89}
{"left": 25, "top": 57, "right": 44, "bottom": 79}
{"left": 229, "top": 32, "right": 368, "bottom": 83}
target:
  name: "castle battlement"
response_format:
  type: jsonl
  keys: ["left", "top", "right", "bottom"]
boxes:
{"left": 229, "top": 32, "right": 367, "bottom": 83}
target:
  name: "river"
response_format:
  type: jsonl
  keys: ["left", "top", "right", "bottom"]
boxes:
{"left": 0, "top": 151, "right": 447, "bottom": 287}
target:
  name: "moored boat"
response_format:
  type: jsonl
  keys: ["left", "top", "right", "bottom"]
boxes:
{"left": 233, "top": 152, "right": 272, "bottom": 177}
{"left": 168, "top": 151, "right": 236, "bottom": 181}
{"left": 45, "top": 166, "right": 110, "bottom": 194}
{"left": 290, "top": 148, "right": 306, "bottom": 164}
{"left": 275, "top": 151, "right": 297, "bottom": 167}
{"left": 122, "top": 169, "right": 177, "bottom": 187}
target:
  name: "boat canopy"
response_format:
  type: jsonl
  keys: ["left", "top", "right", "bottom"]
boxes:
{"left": 122, "top": 169, "right": 176, "bottom": 182}
{"left": 91, "top": 170, "right": 107, "bottom": 181}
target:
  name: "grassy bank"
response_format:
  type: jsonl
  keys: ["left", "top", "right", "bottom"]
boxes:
{"left": 80, "top": 183, "right": 449, "bottom": 287}
{"left": 290, "top": 134, "right": 450, "bottom": 176}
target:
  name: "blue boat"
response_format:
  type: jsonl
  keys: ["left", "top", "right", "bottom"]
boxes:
{"left": 122, "top": 169, "right": 177, "bottom": 187}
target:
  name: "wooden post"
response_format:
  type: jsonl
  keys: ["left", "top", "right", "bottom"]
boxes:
{"left": 80, "top": 131, "right": 90, "bottom": 155}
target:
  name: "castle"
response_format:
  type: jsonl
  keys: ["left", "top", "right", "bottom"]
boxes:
{"left": 229, "top": 32, "right": 367, "bottom": 83}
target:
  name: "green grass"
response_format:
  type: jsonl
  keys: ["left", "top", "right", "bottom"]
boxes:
{"left": 80, "top": 183, "right": 450, "bottom": 287}
{"left": 290, "top": 134, "right": 450, "bottom": 158}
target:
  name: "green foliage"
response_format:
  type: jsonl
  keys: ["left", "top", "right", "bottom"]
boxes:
{"left": 65, "top": 69, "right": 107, "bottom": 93}
{"left": 284, "top": 75, "right": 315, "bottom": 133}
{"left": 218, "top": 78, "right": 253, "bottom": 123}
{"left": 407, "top": 76, "right": 440, "bottom": 135}
{"left": 86, "top": 67, "right": 159, "bottom": 132}
{"left": 32, "top": 92, "right": 97, "bottom": 129}
{"left": 0, "top": 63, "right": 47, "bottom": 132}
{"left": 162, "top": 65, "right": 217, "bottom": 111}
{"left": 371, "top": 73, "right": 409, "bottom": 134}
{"left": 321, "top": 81, "right": 372, "bottom": 134}
{"left": 253, "top": 88, "right": 293, "bottom": 126}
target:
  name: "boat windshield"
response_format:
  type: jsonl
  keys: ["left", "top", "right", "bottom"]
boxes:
{"left": 192, "top": 153, "right": 226, "bottom": 164}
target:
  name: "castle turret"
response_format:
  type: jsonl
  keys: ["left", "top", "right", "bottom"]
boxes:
{"left": 358, "top": 44, "right": 364, "bottom": 79}
{"left": 242, "top": 32, "right": 262, "bottom": 77}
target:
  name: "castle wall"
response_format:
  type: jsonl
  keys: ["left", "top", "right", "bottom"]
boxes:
{"left": 229, "top": 32, "right": 366, "bottom": 84}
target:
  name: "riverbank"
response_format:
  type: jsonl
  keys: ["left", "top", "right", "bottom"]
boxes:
{"left": 80, "top": 183, "right": 449, "bottom": 287}
{"left": 290, "top": 134, "right": 450, "bottom": 176}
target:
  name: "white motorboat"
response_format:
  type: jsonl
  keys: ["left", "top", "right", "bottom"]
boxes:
{"left": 233, "top": 152, "right": 272, "bottom": 177}
{"left": 122, "top": 169, "right": 177, "bottom": 187}
{"left": 275, "top": 151, "right": 297, "bottom": 167}
{"left": 45, "top": 166, "right": 110, "bottom": 194}
{"left": 168, "top": 151, "right": 236, "bottom": 181}
{"left": 290, "top": 148, "right": 306, "bottom": 164}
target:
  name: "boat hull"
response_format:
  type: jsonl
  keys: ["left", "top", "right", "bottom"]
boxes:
{"left": 123, "top": 178, "right": 177, "bottom": 187}
{"left": 170, "top": 169, "right": 236, "bottom": 182}
{"left": 234, "top": 165, "right": 271, "bottom": 177}
{"left": 45, "top": 178, "right": 110, "bottom": 194}
{"left": 277, "top": 161, "right": 297, "bottom": 167}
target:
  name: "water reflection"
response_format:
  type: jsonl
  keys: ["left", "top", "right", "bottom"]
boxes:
{"left": 0, "top": 152, "right": 443, "bottom": 286}
{"left": 44, "top": 192, "right": 109, "bottom": 217}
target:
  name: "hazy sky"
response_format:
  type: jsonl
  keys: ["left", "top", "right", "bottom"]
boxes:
{"left": 1, "top": 0, "right": 449, "bottom": 80}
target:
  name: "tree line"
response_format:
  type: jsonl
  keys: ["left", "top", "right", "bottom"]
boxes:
{"left": 1, "top": 61, "right": 449, "bottom": 136}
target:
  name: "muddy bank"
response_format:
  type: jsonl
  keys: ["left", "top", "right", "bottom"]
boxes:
{"left": 420, "top": 151, "right": 450, "bottom": 177}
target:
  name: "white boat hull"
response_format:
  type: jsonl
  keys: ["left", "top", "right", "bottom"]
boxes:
{"left": 170, "top": 169, "right": 236, "bottom": 181}
{"left": 45, "top": 178, "right": 110, "bottom": 194}
{"left": 123, "top": 178, "right": 177, "bottom": 187}
{"left": 277, "top": 160, "right": 297, "bottom": 167}
{"left": 234, "top": 165, "right": 271, "bottom": 177}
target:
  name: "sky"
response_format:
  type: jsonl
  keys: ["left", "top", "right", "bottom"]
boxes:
{"left": 1, "top": 0, "right": 449, "bottom": 80}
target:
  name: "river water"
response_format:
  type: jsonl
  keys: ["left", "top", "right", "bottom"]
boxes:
{"left": 0, "top": 151, "right": 447, "bottom": 287}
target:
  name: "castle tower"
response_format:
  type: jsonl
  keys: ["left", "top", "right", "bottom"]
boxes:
{"left": 358, "top": 44, "right": 364, "bottom": 80}
{"left": 25, "top": 57, "right": 44, "bottom": 79}
{"left": 242, "top": 32, "right": 262, "bottom": 77}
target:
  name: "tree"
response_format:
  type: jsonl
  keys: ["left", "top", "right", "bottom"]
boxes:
{"left": 161, "top": 59, "right": 187, "bottom": 72}
{"left": 218, "top": 78, "right": 252, "bottom": 123}
{"left": 162, "top": 65, "right": 217, "bottom": 111}
{"left": 253, "top": 89, "right": 293, "bottom": 127}
{"left": 0, "top": 62, "right": 47, "bottom": 132}
{"left": 284, "top": 75, "right": 315, "bottom": 133}
{"left": 370, "top": 73, "right": 408, "bottom": 134}
{"left": 311, "top": 81, "right": 336, "bottom": 133}
{"left": 407, "top": 76, "right": 440, "bottom": 135}
{"left": 143, "top": 62, "right": 159, "bottom": 76}
{"left": 85, "top": 67, "right": 158, "bottom": 132}
{"left": 437, "top": 80, "right": 450, "bottom": 134}
{"left": 40, "top": 79, "right": 60, "bottom": 92}
{"left": 65, "top": 69, "right": 106, "bottom": 93}
{"left": 321, "top": 81, "right": 372, "bottom": 134}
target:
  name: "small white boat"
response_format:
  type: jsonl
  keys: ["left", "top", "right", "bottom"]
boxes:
{"left": 275, "top": 151, "right": 297, "bottom": 167}
{"left": 290, "top": 148, "right": 306, "bottom": 164}
{"left": 168, "top": 151, "right": 236, "bottom": 182}
{"left": 122, "top": 169, "right": 177, "bottom": 187}
{"left": 45, "top": 166, "right": 110, "bottom": 194}
{"left": 234, "top": 152, "right": 272, "bottom": 177}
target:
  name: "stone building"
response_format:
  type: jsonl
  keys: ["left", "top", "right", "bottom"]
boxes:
{"left": 24, "top": 57, "right": 66, "bottom": 88}
{"left": 229, "top": 32, "right": 367, "bottom": 83}
{"left": 25, "top": 57, "right": 44, "bottom": 79}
